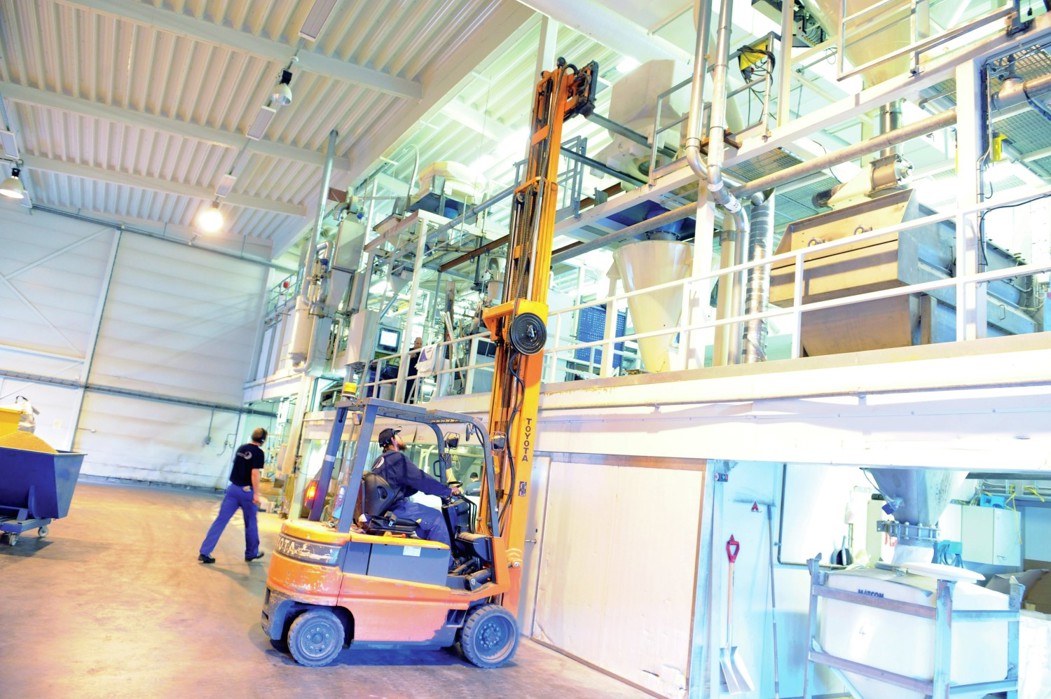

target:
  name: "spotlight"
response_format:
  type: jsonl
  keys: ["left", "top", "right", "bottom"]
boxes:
{"left": 0, "top": 166, "right": 26, "bottom": 200}
{"left": 196, "top": 200, "right": 224, "bottom": 234}
{"left": 271, "top": 69, "right": 293, "bottom": 107}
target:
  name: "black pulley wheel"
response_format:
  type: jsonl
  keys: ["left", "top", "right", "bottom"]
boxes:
{"left": 508, "top": 312, "right": 546, "bottom": 355}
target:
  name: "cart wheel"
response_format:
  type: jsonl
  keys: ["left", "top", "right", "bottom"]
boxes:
{"left": 2, "top": 534, "right": 18, "bottom": 546}
{"left": 459, "top": 604, "right": 519, "bottom": 668}
{"left": 287, "top": 609, "right": 344, "bottom": 667}
{"left": 38, "top": 526, "right": 49, "bottom": 539}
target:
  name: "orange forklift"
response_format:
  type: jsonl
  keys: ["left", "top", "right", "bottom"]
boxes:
{"left": 260, "top": 58, "right": 597, "bottom": 668}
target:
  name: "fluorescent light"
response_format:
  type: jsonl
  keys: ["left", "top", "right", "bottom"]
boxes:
{"left": 0, "top": 130, "right": 18, "bottom": 159}
{"left": 616, "top": 56, "right": 640, "bottom": 74}
{"left": 246, "top": 105, "right": 277, "bottom": 140}
{"left": 216, "top": 173, "right": 238, "bottom": 198}
{"left": 196, "top": 201, "right": 225, "bottom": 234}
{"left": 299, "top": 0, "right": 338, "bottom": 41}
{"left": 0, "top": 167, "right": 26, "bottom": 200}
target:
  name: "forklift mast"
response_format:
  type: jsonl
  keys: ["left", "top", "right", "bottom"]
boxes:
{"left": 480, "top": 58, "right": 597, "bottom": 614}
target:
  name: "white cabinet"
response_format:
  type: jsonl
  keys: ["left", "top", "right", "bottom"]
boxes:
{"left": 961, "top": 505, "right": 1022, "bottom": 567}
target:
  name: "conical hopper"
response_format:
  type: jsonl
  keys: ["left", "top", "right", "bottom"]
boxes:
{"left": 865, "top": 468, "right": 965, "bottom": 526}
{"left": 613, "top": 240, "right": 692, "bottom": 373}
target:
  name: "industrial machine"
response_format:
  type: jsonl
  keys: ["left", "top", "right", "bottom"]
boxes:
{"left": 769, "top": 187, "right": 1040, "bottom": 356}
{"left": 260, "top": 58, "right": 598, "bottom": 667}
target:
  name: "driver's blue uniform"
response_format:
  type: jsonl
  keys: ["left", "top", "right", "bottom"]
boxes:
{"left": 374, "top": 450, "right": 452, "bottom": 546}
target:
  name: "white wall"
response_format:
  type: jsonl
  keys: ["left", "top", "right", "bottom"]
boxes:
{"left": 529, "top": 455, "right": 702, "bottom": 696}
{"left": 1, "top": 207, "right": 271, "bottom": 486}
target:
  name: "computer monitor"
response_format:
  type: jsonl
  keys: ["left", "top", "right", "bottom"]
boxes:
{"left": 377, "top": 327, "right": 401, "bottom": 354}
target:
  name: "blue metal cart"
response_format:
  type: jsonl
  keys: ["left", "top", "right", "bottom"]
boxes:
{"left": 0, "top": 445, "right": 85, "bottom": 545}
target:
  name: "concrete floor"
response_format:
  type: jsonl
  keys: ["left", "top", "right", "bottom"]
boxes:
{"left": 0, "top": 481, "right": 646, "bottom": 699}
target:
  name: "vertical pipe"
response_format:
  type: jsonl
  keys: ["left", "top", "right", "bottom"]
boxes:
{"left": 879, "top": 100, "right": 903, "bottom": 159}
{"left": 301, "top": 129, "right": 338, "bottom": 302}
{"left": 776, "top": 0, "right": 795, "bottom": 127}
{"left": 743, "top": 192, "right": 775, "bottom": 363}
{"left": 71, "top": 227, "right": 122, "bottom": 449}
{"left": 684, "top": 0, "right": 712, "bottom": 179}
{"left": 712, "top": 222, "right": 737, "bottom": 367}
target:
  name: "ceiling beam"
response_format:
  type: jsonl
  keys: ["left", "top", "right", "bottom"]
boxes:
{"left": 20, "top": 154, "right": 307, "bottom": 217}
{"left": 343, "top": 2, "right": 535, "bottom": 191}
{"left": 0, "top": 80, "right": 352, "bottom": 171}
{"left": 59, "top": 0, "right": 422, "bottom": 100}
{"left": 514, "top": 0, "right": 692, "bottom": 63}
{"left": 440, "top": 98, "right": 513, "bottom": 141}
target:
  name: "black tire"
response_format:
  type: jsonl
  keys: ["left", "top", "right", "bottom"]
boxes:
{"left": 460, "top": 604, "right": 519, "bottom": 668}
{"left": 269, "top": 637, "right": 289, "bottom": 653}
{"left": 287, "top": 609, "right": 344, "bottom": 667}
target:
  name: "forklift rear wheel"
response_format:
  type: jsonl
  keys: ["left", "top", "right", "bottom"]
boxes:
{"left": 287, "top": 609, "right": 344, "bottom": 667}
{"left": 460, "top": 604, "right": 519, "bottom": 668}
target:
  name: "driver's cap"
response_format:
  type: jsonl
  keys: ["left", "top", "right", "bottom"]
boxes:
{"left": 378, "top": 428, "right": 400, "bottom": 447}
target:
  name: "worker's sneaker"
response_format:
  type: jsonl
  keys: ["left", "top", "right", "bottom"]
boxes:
{"left": 245, "top": 551, "right": 265, "bottom": 562}
{"left": 198, "top": 553, "right": 215, "bottom": 564}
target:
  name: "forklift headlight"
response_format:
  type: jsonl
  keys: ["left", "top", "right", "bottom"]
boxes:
{"left": 275, "top": 535, "right": 341, "bottom": 566}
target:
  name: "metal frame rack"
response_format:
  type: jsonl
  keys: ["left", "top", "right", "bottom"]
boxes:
{"left": 801, "top": 558, "right": 1022, "bottom": 698}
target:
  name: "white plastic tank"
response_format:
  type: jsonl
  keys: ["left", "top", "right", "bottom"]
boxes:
{"left": 819, "top": 567, "right": 1009, "bottom": 698}
{"left": 612, "top": 239, "right": 692, "bottom": 373}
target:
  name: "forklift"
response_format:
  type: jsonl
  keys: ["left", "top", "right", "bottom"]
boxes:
{"left": 260, "top": 58, "right": 597, "bottom": 667}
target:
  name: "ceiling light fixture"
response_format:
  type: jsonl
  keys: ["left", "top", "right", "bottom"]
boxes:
{"left": 196, "top": 200, "right": 225, "bottom": 234}
{"left": 246, "top": 105, "right": 277, "bottom": 140}
{"left": 0, "top": 130, "right": 19, "bottom": 159}
{"left": 0, "top": 166, "right": 26, "bottom": 200}
{"left": 299, "top": 0, "right": 338, "bottom": 41}
{"left": 271, "top": 69, "right": 294, "bottom": 107}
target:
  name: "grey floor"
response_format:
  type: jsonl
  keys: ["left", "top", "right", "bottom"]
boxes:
{"left": 0, "top": 481, "right": 646, "bottom": 699}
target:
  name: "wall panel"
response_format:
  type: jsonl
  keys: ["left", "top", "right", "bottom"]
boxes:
{"left": 532, "top": 458, "right": 702, "bottom": 696}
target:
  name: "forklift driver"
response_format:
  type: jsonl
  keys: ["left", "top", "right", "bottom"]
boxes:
{"left": 373, "top": 428, "right": 461, "bottom": 547}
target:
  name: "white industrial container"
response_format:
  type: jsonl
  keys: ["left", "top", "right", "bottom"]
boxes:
{"left": 819, "top": 567, "right": 1009, "bottom": 698}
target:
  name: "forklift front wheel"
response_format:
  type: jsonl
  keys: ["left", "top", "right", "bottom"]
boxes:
{"left": 460, "top": 604, "right": 520, "bottom": 668}
{"left": 287, "top": 609, "right": 344, "bottom": 667}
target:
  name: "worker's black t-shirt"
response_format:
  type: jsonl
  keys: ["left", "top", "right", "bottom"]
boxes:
{"left": 229, "top": 442, "right": 265, "bottom": 487}
{"left": 375, "top": 450, "right": 451, "bottom": 499}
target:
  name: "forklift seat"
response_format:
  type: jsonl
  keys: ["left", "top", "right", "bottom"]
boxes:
{"left": 362, "top": 472, "right": 418, "bottom": 536}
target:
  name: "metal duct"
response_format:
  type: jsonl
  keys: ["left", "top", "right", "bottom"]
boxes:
{"left": 742, "top": 192, "right": 774, "bottom": 363}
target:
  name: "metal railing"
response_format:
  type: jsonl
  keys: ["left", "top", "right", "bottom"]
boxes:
{"left": 353, "top": 184, "right": 1049, "bottom": 401}
{"left": 837, "top": 0, "right": 1015, "bottom": 81}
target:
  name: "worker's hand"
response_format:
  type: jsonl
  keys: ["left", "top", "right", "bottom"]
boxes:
{"left": 450, "top": 485, "right": 462, "bottom": 496}
{"left": 253, "top": 493, "right": 263, "bottom": 506}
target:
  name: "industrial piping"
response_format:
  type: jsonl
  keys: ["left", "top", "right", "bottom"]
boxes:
{"left": 683, "top": 0, "right": 750, "bottom": 239}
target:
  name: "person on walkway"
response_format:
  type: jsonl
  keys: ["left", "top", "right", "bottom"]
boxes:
{"left": 372, "top": 427, "right": 460, "bottom": 546}
{"left": 404, "top": 336, "right": 423, "bottom": 403}
{"left": 198, "top": 427, "right": 268, "bottom": 564}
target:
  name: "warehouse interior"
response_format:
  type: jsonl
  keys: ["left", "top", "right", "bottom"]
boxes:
{"left": 2, "top": 0, "right": 1051, "bottom": 697}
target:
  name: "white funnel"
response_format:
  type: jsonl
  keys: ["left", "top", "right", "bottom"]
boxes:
{"left": 613, "top": 240, "right": 692, "bottom": 373}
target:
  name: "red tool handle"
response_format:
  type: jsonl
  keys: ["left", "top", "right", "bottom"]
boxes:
{"left": 726, "top": 535, "right": 740, "bottom": 563}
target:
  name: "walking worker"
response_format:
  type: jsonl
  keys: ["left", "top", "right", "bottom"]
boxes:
{"left": 373, "top": 427, "right": 461, "bottom": 546}
{"left": 198, "top": 427, "right": 268, "bottom": 564}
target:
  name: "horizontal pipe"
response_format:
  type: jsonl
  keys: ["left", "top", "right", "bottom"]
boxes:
{"left": 550, "top": 202, "right": 696, "bottom": 263}
{"left": 736, "top": 109, "right": 957, "bottom": 198}
{"left": 30, "top": 204, "right": 293, "bottom": 272}
{"left": 0, "top": 368, "right": 276, "bottom": 417}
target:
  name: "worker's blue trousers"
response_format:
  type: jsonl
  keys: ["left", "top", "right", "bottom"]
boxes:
{"left": 199, "top": 483, "right": 260, "bottom": 558}
{"left": 391, "top": 500, "right": 450, "bottom": 547}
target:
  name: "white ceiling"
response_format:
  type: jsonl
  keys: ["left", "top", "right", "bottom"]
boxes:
{"left": 2, "top": 0, "right": 1047, "bottom": 262}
